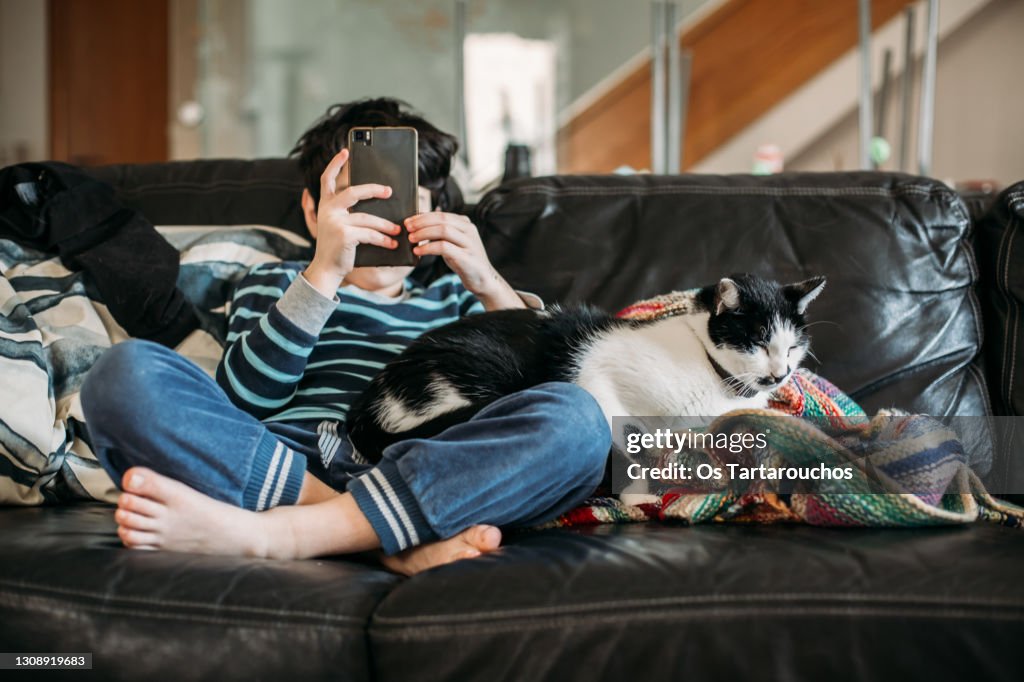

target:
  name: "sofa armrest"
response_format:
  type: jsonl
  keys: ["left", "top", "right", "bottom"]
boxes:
{"left": 975, "top": 181, "right": 1024, "bottom": 417}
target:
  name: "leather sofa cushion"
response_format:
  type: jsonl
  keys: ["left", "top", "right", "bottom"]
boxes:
{"left": 5, "top": 505, "right": 1021, "bottom": 682}
{"left": 0, "top": 505, "right": 399, "bottom": 682}
{"left": 370, "top": 523, "right": 1024, "bottom": 682}
{"left": 472, "top": 172, "right": 989, "bottom": 421}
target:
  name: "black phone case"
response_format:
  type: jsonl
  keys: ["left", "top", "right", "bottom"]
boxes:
{"left": 348, "top": 127, "right": 419, "bottom": 267}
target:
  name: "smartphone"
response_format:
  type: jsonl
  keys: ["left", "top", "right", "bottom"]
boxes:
{"left": 347, "top": 126, "right": 419, "bottom": 267}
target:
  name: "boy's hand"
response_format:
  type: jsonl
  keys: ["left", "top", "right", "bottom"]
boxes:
{"left": 304, "top": 148, "right": 402, "bottom": 296}
{"left": 406, "top": 212, "right": 524, "bottom": 311}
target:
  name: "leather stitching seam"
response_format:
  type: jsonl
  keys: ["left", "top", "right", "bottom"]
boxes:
{"left": 370, "top": 603, "right": 1024, "bottom": 639}
{"left": 0, "top": 578, "right": 370, "bottom": 624}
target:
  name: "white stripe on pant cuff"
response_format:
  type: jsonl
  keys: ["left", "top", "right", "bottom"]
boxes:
{"left": 269, "top": 448, "right": 294, "bottom": 508}
{"left": 256, "top": 443, "right": 283, "bottom": 511}
{"left": 370, "top": 468, "right": 420, "bottom": 546}
{"left": 361, "top": 474, "right": 409, "bottom": 550}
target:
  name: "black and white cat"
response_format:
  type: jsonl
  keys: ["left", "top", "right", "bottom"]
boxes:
{"left": 346, "top": 274, "right": 826, "bottom": 464}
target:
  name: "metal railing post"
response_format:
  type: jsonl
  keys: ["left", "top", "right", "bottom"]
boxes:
{"left": 918, "top": 0, "right": 939, "bottom": 176}
{"left": 650, "top": 1, "right": 667, "bottom": 173}
{"left": 666, "top": 1, "right": 681, "bottom": 173}
{"left": 858, "top": 0, "right": 873, "bottom": 170}
{"left": 454, "top": 0, "right": 468, "bottom": 165}
{"left": 899, "top": 5, "right": 915, "bottom": 172}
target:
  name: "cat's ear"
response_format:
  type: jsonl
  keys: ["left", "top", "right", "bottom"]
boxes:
{"left": 785, "top": 276, "right": 826, "bottom": 314}
{"left": 714, "top": 278, "right": 741, "bottom": 315}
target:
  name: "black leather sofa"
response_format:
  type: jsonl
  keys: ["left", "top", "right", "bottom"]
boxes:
{"left": 2, "top": 160, "right": 1023, "bottom": 681}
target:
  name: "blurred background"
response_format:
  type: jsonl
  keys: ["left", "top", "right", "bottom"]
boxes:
{"left": 1, "top": 0, "right": 1022, "bottom": 197}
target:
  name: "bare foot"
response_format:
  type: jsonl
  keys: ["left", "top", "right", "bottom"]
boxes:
{"left": 114, "top": 466, "right": 502, "bottom": 571}
{"left": 382, "top": 525, "right": 502, "bottom": 576}
{"left": 114, "top": 467, "right": 277, "bottom": 558}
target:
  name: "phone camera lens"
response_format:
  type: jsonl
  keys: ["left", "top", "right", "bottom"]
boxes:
{"left": 354, "top": 131, "right": 365, "bottom": 140}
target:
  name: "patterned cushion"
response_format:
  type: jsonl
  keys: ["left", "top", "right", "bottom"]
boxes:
{"left": 0, "top": 225, "right": 310, "bottom": 505}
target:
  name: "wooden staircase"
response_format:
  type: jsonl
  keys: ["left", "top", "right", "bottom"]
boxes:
{"left": 557, "top": 0, "right": 914, "bottom": 173}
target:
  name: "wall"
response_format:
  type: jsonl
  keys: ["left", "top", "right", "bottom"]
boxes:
{"left": 788, "top": 0, "right": 1024, "bottom": 185}
{"left": 0, "top": 0, "right": 47, "bottom": 164}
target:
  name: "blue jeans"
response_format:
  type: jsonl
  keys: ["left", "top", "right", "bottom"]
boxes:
{"left": 81, "top": 340, "right": 610, "bottom": 554}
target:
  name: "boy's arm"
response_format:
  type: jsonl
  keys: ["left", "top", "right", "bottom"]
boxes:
{"left": 405, "top": 212, "right": 525, "bottom": 312}
{"left": 216, "top": 265, "right": 337, "bottom": 419}
{"left": 457, "top": 285, "right": 543, "bottom": 316}
{"left": 218, "top": 149, "right": 400, "bottom": 417}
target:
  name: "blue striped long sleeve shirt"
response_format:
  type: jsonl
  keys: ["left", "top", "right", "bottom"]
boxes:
{"left": 216, "top": 261, "right": 484, "bottom": 424}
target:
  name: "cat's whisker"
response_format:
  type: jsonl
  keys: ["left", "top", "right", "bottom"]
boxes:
{"left": 800, "top": 320, "right": 840, "bottom": 331}
{"left": 724, "top": 370, "right": 760, "bottom": 382}
{"left": 720, "top": 371, "right": 762, "bottom": 393}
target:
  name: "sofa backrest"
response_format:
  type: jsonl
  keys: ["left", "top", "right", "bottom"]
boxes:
{"left": 472, "top": 173, "right": 988, "bottom": 419}
{"left": 88, "top": 158, "right": 307, "bottom": 234}
{"left": 87, "top": 161, "right": 989, "bottom": 419}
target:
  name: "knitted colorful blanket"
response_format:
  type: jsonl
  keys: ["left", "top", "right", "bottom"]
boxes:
{"left": 548, "top": 292, "right": 1024, "bottom": 530}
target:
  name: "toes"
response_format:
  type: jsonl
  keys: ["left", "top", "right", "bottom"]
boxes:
{"left": 118, "top": 492, "right": 161, "bottom": 518}
{"left": 117, "top": 525, "right": 160, "bottom": 549}
{"left": 115, "top": 508, "right": 159, "bottom": 532}
{"left": 121, "top": 467, "right": 155, "bottom": 495}
{"left": 122, "top": 467, "right": 191, "bottom": 505}
{"left": 464, "top": 525, "right": 502, "bottom": 553}
{"left": 381, "top": 525, "right": 504, "bottom": 576}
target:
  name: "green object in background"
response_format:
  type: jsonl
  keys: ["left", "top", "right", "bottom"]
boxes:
{"left": 870, "top": 136, "right": 892, "bottom": 165}
{"left": 753, "top": 143, "right": 783, "bottom": 175}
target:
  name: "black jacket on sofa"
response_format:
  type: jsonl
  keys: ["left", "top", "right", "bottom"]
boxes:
{"left": 0, "top": 162, "right": 198, "bottom": 346}
{"left": 2, "top": 159, "right": 1023, "bottom": 682}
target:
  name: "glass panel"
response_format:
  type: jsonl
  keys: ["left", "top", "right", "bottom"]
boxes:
{"left": 189, "top": 0, "right": 716, "bottom": 191}
{"left": 195, "top": 0, "right": 460, "bottom": 160}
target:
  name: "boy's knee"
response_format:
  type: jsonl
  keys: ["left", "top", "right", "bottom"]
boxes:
{"left": 535, "top": 382, "right": 610, "bottom": 476}
{"left": 82, "top": 340, "right": 173, "bottom": 425}
{"left": 536, "top": 382, "right": 609, "bottom": 433}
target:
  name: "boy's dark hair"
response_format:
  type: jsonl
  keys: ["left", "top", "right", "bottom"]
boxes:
{"left": 291, "top": 97, "right": 462, "bottom": 212}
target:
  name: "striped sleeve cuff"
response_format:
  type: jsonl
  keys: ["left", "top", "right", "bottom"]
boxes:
{"left": 274, "top": 273, "right": 339, "bottom": 336}
{"left": 347, "top": 459, "right": 437, "bottom": 555}
{"left": 242, "top": 432, "right": 306, "bottom": 511}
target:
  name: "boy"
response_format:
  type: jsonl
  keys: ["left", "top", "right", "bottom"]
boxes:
{"left": 81, "top": 98, "right": 609, "bottom": 575}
